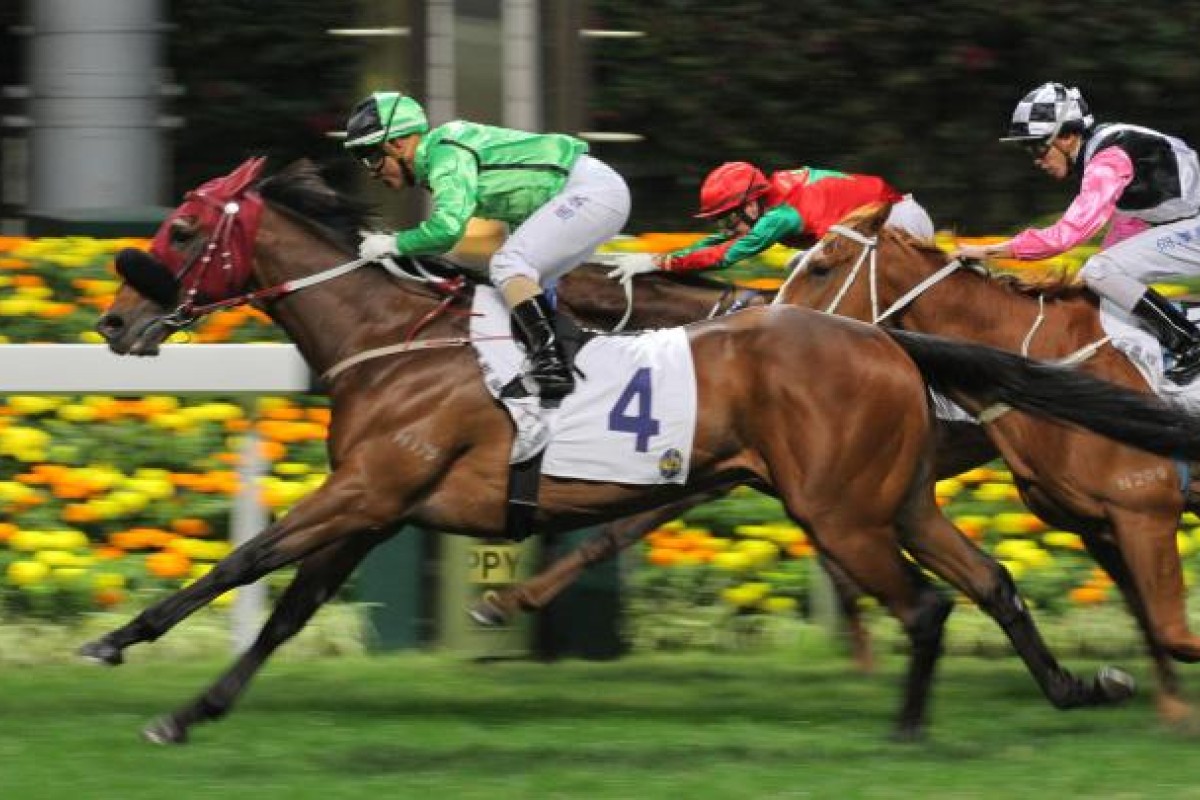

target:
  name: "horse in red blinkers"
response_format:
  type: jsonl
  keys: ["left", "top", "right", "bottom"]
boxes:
{"left": 87, "top": 158, "right": 1195, "bottom": 743}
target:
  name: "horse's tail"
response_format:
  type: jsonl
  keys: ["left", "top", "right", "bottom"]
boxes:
{"left": 888, "top": 329, "right": 1200, "bottom": 460}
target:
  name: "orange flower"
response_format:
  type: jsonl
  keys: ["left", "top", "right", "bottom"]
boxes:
{"left": 146, "top": 550, "right": 192, "bottom": 579}
{"left": 1069, "top": 585, "right": 1108, "bottom": 605}
{"left": 264, "top": 405, "right": 304, "bottom": 421}
{"left": 94, "top": 587, "right": 126, "bottom": 608}
{"left": 171, "top": 517, "right": 212, "bottom": 537}
{"left": 61, "top": 504, "right": 97, "bottom": 524}
{"left": 647, "top": 548, "right": 682, "bottom": 566}
{"left": 0, "top": 522, "right": 16, "bottom": 542}
{"left": 94, "top": 545, "right": 125, "bottom": 560}
{"left": 258, "top": 439, "right": 287, "bottom": 461}
{"left": 787, "top": 541, "right": 815, "bottom": 559}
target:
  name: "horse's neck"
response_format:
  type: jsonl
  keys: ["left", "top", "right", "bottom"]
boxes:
{"left": 899, "top": 269, "right": 1099, "bottom": 359}
{"left": 255, "top": 229, "right": 451, "bottom": 378}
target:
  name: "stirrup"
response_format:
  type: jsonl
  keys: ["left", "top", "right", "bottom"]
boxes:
{"left": 530, "top": 363, "right": 574, "bottom": 399}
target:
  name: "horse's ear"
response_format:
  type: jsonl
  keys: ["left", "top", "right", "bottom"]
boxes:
{"left": 223, "top": 157, "right": 268, "bottom": 195}
{"left": 860, "top": 202, "right": 893, "bottom": 236}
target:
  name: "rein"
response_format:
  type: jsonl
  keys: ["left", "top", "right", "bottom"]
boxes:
{"left": 777, "top": 224, "right": 1114, "bottom": 423}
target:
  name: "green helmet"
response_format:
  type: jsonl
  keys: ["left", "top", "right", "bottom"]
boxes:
{"left": 344, "top": 92, "right": 429, "bottom": 152}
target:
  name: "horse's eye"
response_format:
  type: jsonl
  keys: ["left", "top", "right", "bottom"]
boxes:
{"left": 169, "top": 219, "right": 197, "bottom": 245}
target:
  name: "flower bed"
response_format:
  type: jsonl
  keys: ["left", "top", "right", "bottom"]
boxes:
{"left": 1, "top": 234, "right": 1197, "bottom": 636}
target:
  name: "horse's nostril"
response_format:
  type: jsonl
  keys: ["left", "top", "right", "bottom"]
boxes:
{"left": 96, "top": 314, "right": 124, "bottom": 339}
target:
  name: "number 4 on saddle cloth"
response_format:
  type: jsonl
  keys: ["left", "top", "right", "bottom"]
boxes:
{"left": 470, "top": 285, "right": 696, "bottom": 485}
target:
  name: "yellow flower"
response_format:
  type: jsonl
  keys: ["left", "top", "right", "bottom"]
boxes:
{"left": 7, "top": 560, "right": 50, "bottom": 587}
{"left": 760, "top": 596, "right": 798, "bottom": 614}
{"left": 92, "top": 572, "right": 126, "bottom": 590}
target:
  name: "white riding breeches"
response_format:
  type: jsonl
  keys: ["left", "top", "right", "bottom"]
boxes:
{"left": 490, "top": 155, "right": 632, "bottom": 288}
{"left": 1080, "top": 215, "right": 1200, "bottom": 312}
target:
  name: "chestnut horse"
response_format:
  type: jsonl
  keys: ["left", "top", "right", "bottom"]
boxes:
{"left": 776, "top": 203, "right": 1200, "bottom": 725}
{"left": 485, "top": 264, "right": 995, "bottom": 670}
{"left": 87, "top": 160, "right": 1191, "bottom": 743}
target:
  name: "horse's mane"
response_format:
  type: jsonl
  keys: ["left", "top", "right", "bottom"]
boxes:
{"left": 838, "top": 203, "right": 1089, "bottom": 303}
{"left": 256, "top": 160, "right": 374, "bottom": 256}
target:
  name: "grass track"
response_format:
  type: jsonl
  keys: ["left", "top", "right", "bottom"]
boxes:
{"left": 2, "top": 644, "right": 1199, "bottom": 799}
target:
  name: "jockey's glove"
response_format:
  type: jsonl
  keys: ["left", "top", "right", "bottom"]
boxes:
{"left": 359, "top": 233, "right": 400, "bottom": 262}
{"left": 604, "top": 253, "right": 659, "bottom": 286}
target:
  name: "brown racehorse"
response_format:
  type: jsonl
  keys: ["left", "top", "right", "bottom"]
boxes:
{"left": 86, "top": 160, "right": 1192, "bottom": 743}
{"left": 489, "top": 264, "right": 995, "bottom": 671}
{"left": 776, "top": 203, "right": 1200, "bottom": 725}
{"left": 511, "top": 266, "right": 879, "bottom": 667}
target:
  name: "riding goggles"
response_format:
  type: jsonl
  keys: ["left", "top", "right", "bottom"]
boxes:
{"left": 1022, "top": 139, "right": 1053, "bottom": 160}
{"left": 350, "top": 145, "right": 387, "bottom": 173}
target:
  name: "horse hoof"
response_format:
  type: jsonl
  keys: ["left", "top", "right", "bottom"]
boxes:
{"left": 142, "top": 716, "right": 188, "bottom": 745}
{"left": 889, "top": 725, "right": 927, "bottom": 744}
{"left": 1095, "top": 666, "right": 1136, "bottom": 704}
{"left": 78, "top": 639, "right": 123, "bottom": 667}
{"left": 467, "top": 592, "right": 510, "bottom": 628}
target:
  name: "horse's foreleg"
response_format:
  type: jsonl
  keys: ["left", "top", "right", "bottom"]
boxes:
{"left": 141, "top": 532, "right": 387, "bottom": 744}
{"left": 80, "top": 467, "right": 401, "bottom": 665}
{"left": 900, "top": 506, "right": 1134, "bottom": 709}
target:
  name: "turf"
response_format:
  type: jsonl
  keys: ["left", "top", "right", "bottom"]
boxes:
{"left": 2, "top": 643, "right": 1198, "bottom": 799}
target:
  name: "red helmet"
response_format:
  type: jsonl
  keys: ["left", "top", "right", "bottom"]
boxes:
{"left": 696, "top": 162, "right": 769, "bottom": 219}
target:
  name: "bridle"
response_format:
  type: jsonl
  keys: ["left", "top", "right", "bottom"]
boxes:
{"left": 775, "top": 224, "right": 965, "bottom": 326}
{"left": 141, "top": 191, "right": 486, "bottom": 382}
{"left": 774, "top": 223, "right": 1110, "bottom": 373}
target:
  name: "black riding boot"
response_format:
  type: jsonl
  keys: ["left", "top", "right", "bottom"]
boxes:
{"left": 1132, "top": 288, "right": 1200, "bottom": 384}
{"left": 511, "top": 295, "right": 575, "bottom": 399}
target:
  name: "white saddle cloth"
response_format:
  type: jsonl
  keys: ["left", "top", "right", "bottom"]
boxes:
{"left": 470, "top": 286, "right": 698, "bottom": 484}
{"left": 1099, "top": 299, "right": 1200, "bottom": 411}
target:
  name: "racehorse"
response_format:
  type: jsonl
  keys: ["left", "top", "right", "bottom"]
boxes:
{"left": 86, "top": 159, "right": 1193, "bottom": 743}
{"left": 775, "top": 202, "right": 1200, "bottom": 725}
{"left": 484, "top": 264, "right": 995, "bottom": 671}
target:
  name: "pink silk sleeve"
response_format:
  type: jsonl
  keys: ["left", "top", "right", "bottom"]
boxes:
{"left": 1009, "top": 147, "right": 1134, "bottom": 260}
{"left": 1102, "top": 212, "right": 1150, "bottom": 248}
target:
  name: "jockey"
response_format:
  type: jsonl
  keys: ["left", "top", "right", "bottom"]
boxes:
{"left": 953, "top": 81, "right": 1200, "bottom": 384}
{"left": 607, "top": 161, "right": 934, "bottom": 282}
{"left": 345, "top": 91, "right": 631, "bottom": 399}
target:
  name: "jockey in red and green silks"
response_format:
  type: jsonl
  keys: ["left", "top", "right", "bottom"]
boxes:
{"left": 608, "top": 162, "right": 932, "bottom": 282}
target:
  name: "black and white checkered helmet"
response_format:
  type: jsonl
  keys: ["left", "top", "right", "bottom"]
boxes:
{"left": 1000, "top": 82, "right": 1094, "bottom": 143}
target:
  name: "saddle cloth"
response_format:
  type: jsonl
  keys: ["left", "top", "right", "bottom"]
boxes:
{"left": 470, "top": 286, "right": 698, "bottom": 484}
{"left": 1099, "top": 299, "right": 1200, "bottom": 411}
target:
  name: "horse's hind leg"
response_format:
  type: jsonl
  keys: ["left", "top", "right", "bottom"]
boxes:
{"left": 1083, "top": 529, "right": 1192, "bottom": 726}
{"left": 140, "top": 532, "right": 386, "bottom": 744}
{"left": 818, "top": 554, "right": 875, "bottom": 674}
{"left": 471, "top": 490, "right": 732, "bottom": 625}
{"left": 899, "top": 502, "right": 1134, "bottom": 709}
